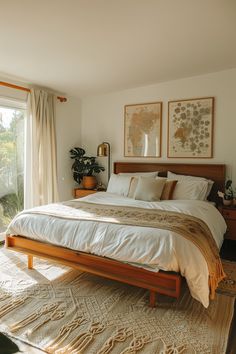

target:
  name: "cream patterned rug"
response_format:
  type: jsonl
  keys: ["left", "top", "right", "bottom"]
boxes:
{"left": 0, "top": 249, "right": 235, "bottom": 354}
{"left": 217, "top": 260, "right": 236, "bottom": 296}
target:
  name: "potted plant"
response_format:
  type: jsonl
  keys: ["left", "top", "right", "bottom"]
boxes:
{"left": 70, "top": 147, "right": 105, "bottom": 189}
{"left": 223, "top": 179, "right": 234, "bottom": 206}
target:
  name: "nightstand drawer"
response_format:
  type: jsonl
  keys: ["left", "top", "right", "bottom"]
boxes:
{"left": 74, "top": 189, "right": 97, "bottom": 198}
{"left": 221, "top": 208, "right": 236, "bottom": 219}
{"left": 225, "top": 219, "right": 236, "bottom": 240}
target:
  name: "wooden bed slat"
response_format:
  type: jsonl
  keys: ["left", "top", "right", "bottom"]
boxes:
{"left": 6, "top": 235, "right": 181, "bottom": 303}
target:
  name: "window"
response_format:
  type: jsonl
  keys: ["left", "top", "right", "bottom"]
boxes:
{"left": 0, "top": 98, "right": 26, "bottom": 237}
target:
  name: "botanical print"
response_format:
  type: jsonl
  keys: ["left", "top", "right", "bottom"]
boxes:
{"left": 124, "top": 102, "right": 162, "bottom": 157}
{"left": 168, "top": 97, "right": 214, "bottom": 158}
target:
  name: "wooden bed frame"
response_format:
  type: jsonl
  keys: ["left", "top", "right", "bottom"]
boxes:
{"left": 5, "top": 162, "right": 225, "bottom": 307}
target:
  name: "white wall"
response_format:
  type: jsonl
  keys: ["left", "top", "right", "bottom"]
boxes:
{"left": 55, "top": 96, "right": 81, "bottom": 201}
{"left": 0, "top": 82, "right": 81, "bottom": 202}
{"left": 81, "top": 68, "right": 236, "bottom": 186}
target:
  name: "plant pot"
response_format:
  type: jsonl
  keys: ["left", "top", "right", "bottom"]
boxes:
{"left": 82, "top": 176, "right": 97, "bottom": 190}
{"left": 223, "top": 198, "right": 233, "bottom": 206}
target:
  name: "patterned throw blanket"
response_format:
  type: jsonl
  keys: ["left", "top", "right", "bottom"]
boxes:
{"left": 25, "top": 200, "right": 226, "bottom": 299}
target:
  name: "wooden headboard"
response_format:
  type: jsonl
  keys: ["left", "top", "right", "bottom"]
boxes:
{"left": 114, "top": 162, "right": 225, "bottom": 203}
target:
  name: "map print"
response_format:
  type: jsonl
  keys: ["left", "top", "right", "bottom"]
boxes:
{"left": 168, "top": 97, "right": 214, "bottom": 158}
{"left": 124, "top": 102, "right": 162, "bottom": 157}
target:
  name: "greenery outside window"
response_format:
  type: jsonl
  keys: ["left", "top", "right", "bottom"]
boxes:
{"left": 0, "top": 97, "right": 26, "bottom": 238}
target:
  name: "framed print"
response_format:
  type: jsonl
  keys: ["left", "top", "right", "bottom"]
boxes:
{"left": 124, "top": 102, "right": 162, "bottom": 157}
{"left": 168, "top": 97, "right": 214, "bottom": 158}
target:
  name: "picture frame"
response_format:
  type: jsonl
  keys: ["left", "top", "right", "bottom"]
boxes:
{"left": 168, "top": 97, "right": 214, "bottom": 158}
{"left": 124, "top": 102, "right": 162, "bottom": 157}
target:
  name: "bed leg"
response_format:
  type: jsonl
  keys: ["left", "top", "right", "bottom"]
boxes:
{"left": 28, "top": 255, "right": 33, "bottom": 269}
{"left": 149, "top": 290, "right": 156, "bottom": 307}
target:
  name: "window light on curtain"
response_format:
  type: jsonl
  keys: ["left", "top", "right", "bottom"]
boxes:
{"left": 25, "top": 88, "right": 59, "bottom": 208}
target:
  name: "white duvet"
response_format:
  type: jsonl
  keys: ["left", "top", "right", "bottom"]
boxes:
{"left": 6, "top": 192, "right": 226, "bottom": 307}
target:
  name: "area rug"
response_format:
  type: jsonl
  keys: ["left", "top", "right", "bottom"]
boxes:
{"left": 217, "top": 259, "right": 236, "bottom": 296}
{"left": 0, "top": 249, "right": 234, "bottom": 354}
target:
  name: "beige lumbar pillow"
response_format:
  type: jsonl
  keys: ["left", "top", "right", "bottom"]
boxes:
{"left": 134, "top": 176, "right": 167, "bottom": 202}
{"left": 127, "top": 177, "right": 139, "bottom": 198}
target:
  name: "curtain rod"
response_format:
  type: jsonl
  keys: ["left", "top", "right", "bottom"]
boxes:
{"left": 0, "top": 81, "right": 67, "bottom": 102}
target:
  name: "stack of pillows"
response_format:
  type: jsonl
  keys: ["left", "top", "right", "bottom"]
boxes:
{"left": 106, "top": 171, "right": 214, "bottom": 202}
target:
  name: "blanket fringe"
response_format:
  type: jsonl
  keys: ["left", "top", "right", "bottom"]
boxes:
{"left": 209, "top": 260, "right": 226, "bottom": 299}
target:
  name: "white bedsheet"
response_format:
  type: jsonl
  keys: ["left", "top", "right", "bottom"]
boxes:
{"left": 7, "top": 192, "right": 226, "bottom": 307}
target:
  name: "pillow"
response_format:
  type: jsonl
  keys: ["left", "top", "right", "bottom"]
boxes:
{"left": 160, "top": 180, "right": 178, "bottom": 200}
{"left": 107, "top": 174, "right": 131, "bottom": 196}
{"left": 128, "top": 177, "right": 177, "bottom": 200}
{"left": 119, "top": 171, "right": 159, "bottom": 177}
{"left": 134, "top": 177, "right": 167, "bottom": 202}
{"left": 127, "top": 177, "right": 139, "bottom": 198}
{"left": 171, "top": 179, "right": 209, "bottom": 200}
{"left": 167, "top": 171, "right": 214, "bottom": 199}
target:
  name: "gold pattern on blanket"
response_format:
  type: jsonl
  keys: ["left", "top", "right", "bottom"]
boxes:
{"left": 28, "top": 200, "right": 226, "bottom": 299}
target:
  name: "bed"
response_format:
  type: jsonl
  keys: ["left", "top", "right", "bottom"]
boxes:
{"left": 5, "top": 162, "right": 226, "bottom": 308}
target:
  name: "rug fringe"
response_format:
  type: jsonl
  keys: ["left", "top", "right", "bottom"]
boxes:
{"left": 159, "top": 339, "right": 195, "bottom": 354}
{"left": 0, "top": 292, "right": 11, "bottom": 302}
{"left": 9, "top": 302, "right": 60, "bottom": 332}
{"left": 45, "top": 315, "right": 86, "bottom": 352}
{"left": 55, "top": 321, "right": 105, "bottom": 354}
{"left": 97, "top": 327, "right": 133, "bottom": 354}
{"left": 0, "top": 295, "right": 28, "bottom": 318}
{"left": 120, "top": 334, "right": 150, "bottom": 354}
{"left": 27, "top": 307, "right": 66, "bottom": 336}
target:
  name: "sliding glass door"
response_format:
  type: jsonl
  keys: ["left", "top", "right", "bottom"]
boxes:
{"left": 0, "top": 99, "right": 26, "bottom": 235}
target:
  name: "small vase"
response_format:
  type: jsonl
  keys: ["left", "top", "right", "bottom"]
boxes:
{"left": 82, "top": 176, "right": 97, "bottom": 190}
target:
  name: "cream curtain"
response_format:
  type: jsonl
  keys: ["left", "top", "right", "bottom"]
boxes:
{"left": 24, "top": 88, "right": 59, "bottom": 208}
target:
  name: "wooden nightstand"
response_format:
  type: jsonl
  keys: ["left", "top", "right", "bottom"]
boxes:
{"left": 218, "top": 205, "right": 236, "bottom": 240}
{"left": 73, "top": 188, "right": 98, "bottom": 198}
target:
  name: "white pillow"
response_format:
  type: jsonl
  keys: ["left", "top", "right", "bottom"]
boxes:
{"left": 167, "top": 171, "right": 214, "bottom": 200}
{"left": 134, "top": 176, "right": 167, "bottom": 202}
{"left": 171, "top": 179, "right": 209, "bottom": 200}
{"left": 119, "top": 171, "right": 159, "bottom": 177}
{"left": 107, "top": 174, "right": 131, "bottom": 196}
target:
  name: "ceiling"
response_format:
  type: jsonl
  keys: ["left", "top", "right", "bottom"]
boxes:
{"left": 1, "top": 0, "right": 236, "bottom": 97}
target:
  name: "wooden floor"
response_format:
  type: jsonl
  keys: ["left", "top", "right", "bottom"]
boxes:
{"left": 0, "top": 239, "right": 236, "bottom": 354}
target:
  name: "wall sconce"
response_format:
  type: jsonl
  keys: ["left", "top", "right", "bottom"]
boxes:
{"left": 97, "top": 142, "right": 111, "bottom": 183}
